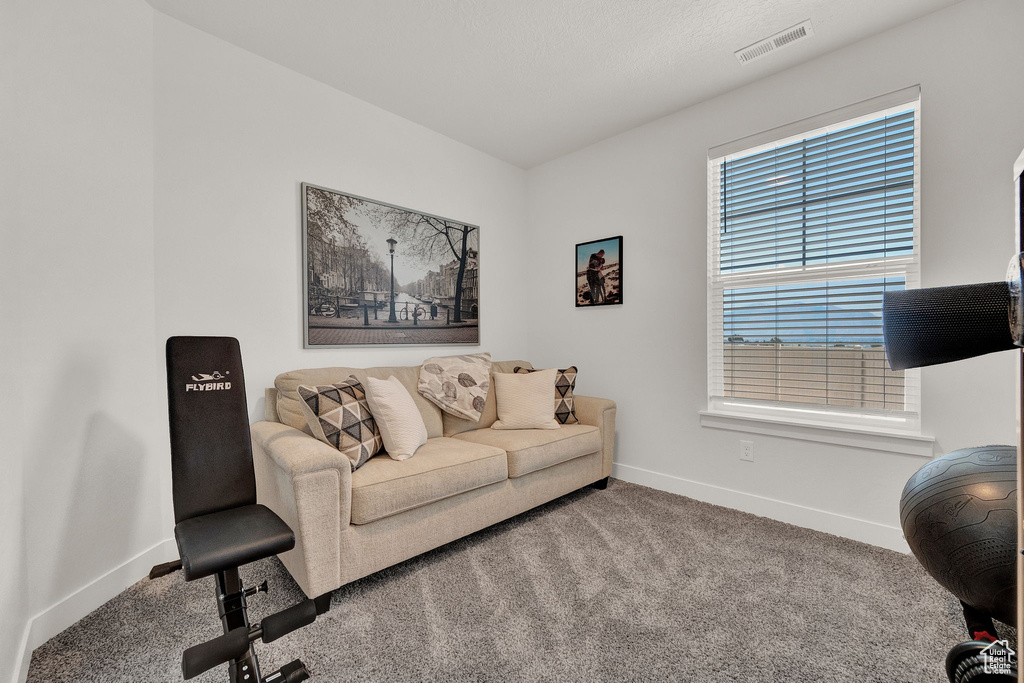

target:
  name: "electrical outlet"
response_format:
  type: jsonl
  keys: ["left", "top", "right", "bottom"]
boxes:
{"left": 740, "top": 440, "right": 754, "bottom": 462}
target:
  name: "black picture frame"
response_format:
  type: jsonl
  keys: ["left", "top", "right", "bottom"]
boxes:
{"left": 575, "top": 236, "right": 622, "bottom": 307}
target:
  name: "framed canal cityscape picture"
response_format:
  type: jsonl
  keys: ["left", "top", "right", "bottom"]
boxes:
{"left": 302, "top": 183, "right": 480, "bottom": 347}
{"left": 575, "top": 236, "right": 622, "bottom": 307}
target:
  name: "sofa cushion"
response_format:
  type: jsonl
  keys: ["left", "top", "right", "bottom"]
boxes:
{"left": 276, "top": 365, "right": 443, "bottom": 439}
{"left": 442, "top": 360, "right": 532, "bottom": 437}
{"left": 452, "top": 425, "right": 601, "bottom": 478}
{"left": 350, "top": 437, "right": 507, "bottom": 525}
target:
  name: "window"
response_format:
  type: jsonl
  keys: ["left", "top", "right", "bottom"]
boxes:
{"left": 707, "top": 88, "right": 921, "bottom": 433}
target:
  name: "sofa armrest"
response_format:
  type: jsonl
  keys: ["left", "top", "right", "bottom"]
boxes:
{"left": 252, "top": 420, "right": 352, "bottom": 483}
{"left": 251, "top": 420, "right": 352, "bottom": 597}
{"left": 573, "top": 395, "right": 616, "bottom": 478}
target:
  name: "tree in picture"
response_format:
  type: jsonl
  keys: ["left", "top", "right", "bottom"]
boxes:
{"left": 368, "top": 206, "right": 477, "bottom": 323}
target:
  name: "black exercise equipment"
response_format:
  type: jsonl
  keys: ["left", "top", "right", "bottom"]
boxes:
{"left": 154, "top": 336, "right": 330, "bottom": 681}
{"left": 882, "top": 281, "right": 1016, "bottom": 371}
{"left": 947, "top": 601, "right": 1018, "bottom": 681}
{"left": 900, "top": 445, "right": 1017, "bottom": 626}
{"left": 946, "top": 639, "right": 1018, "bottom": 683}
{"left": 882, "top": 263, "right": 1020, "bottom": 683}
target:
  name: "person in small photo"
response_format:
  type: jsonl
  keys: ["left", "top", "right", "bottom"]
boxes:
{"left": 587, "top": 249, "right": 606, "bottom": 304}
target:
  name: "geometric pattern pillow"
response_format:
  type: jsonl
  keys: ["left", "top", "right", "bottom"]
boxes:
{"left": 297, "top": 376, "right": 382, "bottom": 471}
{"left": 513, "top": 366, "right": 578, "bottom": 424}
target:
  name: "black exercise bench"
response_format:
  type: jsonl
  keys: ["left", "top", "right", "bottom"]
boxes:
{"left": 151, "top": 336, "right": 329, "bottom": 681}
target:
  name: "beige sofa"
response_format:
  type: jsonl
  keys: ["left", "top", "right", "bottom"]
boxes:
{"left": 250, "top": 360, "right": 616, "bottom": 599}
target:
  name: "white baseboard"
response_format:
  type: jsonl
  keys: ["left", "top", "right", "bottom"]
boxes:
{"left": 612, "top": 462, "right": 909, "bottom": 554}
{"left": 15, "top": 538, "right": 177, "bottom": 683}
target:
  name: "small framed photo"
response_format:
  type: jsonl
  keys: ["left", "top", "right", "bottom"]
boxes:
{"left": 576, "top": 236, "right": 622, "bottom": 307}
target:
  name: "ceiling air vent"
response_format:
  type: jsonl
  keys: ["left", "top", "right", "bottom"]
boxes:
{"left": 735, "top": 20, "right": 814, "bottom": 64}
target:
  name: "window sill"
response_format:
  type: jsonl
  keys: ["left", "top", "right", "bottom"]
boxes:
{"left": 698, "top": 410, "right": 935, "bottom": 458}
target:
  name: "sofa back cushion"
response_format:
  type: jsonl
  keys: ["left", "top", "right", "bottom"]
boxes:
{"left": 275, "top": 365, "right": 444, "bottom": 439}
{"left": 442, "top": 360, "right": 532, "bottom": 437}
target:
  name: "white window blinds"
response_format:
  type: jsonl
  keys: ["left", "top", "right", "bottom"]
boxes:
{"left": 707, "top": 90, "right": 921, "bottom": 430}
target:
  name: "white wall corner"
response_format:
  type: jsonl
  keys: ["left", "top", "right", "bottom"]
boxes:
{"left": 612, "top": 462, "right": 910, "bottom": 554}
{"left": 15, "top": 538, "right": 177, "bottom": 683}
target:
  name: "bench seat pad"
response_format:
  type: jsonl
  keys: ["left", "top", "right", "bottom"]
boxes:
{"left": 350, "top": 437, "right": 507, "bottom": 525}
{"left": 453, "top": 425, "right": 601, "bottom": 478}
{"left": 174, "top": 504, "right": 294, "bottom": 581}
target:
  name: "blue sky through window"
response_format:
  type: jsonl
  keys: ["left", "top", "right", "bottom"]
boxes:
{"left": 719, "top": 109, "right": 915, "bottom": 274}
{"left": 718, "top": 109, "right": 915, "bottom": 346}
{"left": 723, "top": 277, "right": 905, "bottom": 345}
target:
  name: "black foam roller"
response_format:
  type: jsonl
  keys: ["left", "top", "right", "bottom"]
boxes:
{"left": 182, "top": 626, "right": 250, "bottom": 679}
{"left": 261, "top": 599, "right": 317, "bottom": 643}
{"left": 882, "top": 282, "right": 1014, "bottom": 370}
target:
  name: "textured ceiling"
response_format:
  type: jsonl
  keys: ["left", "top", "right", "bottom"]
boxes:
{"left": 146, "top": 0, "right": 957, "bottom": 168}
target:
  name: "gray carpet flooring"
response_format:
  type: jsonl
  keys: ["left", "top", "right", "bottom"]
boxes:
{"left": 29, "top": 480, "right": 985, "bottom": 682}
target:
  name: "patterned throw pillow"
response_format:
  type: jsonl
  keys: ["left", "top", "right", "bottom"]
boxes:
{"left": 297, "top": 376, "right": 382, "bottom": 470}
{"left": 513, "top": 366, "right": 578, "bottom": 424}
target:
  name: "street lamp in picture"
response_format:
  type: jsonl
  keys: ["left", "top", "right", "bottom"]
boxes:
{"left": 387, "top": 237, "right": 398, "bottom": 323}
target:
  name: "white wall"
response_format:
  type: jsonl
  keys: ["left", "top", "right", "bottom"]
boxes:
{"left": 0, "top": 2, "right": 28, "bottom": 678}
{"left": 3, "top": 1, "right": 165, "bottom": 681}
{"left": 153, "top": 15, "right": 531, "bottom": 417}
{"left": 7, "top": 0, "right": 1022, "bottom": 678}
{"left": 526, "top": 0, "right": 1024, "bottom": 550}
{"left": 5, "top": 5, "right": 531, "bottom": 680}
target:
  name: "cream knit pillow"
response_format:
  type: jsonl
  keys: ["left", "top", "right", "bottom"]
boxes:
{"left": 364, "top": 375, "right": 428, "bottom": 460}
{"left": 492, "top": 368, "right": 560, "bottom": 430}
